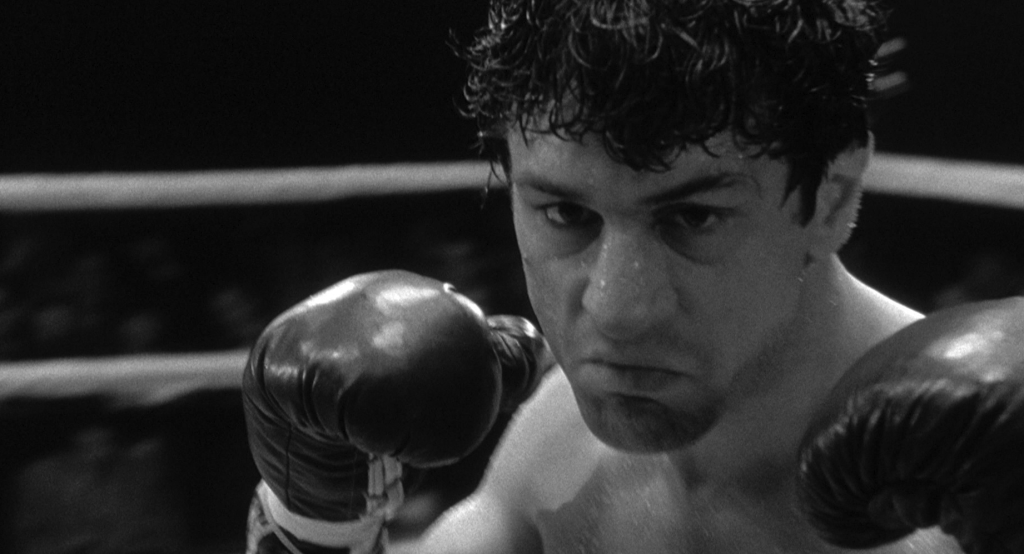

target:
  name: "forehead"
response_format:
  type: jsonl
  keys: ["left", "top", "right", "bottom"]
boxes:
{"left": 506, "top": 130, "right": 789, "bottom": 197}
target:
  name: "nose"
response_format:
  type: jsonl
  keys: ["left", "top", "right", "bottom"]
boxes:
{"left": 581, "top": 227, "right": 676, "bottom": 340}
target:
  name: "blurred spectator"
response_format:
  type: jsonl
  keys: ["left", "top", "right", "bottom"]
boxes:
{"left": 27, "top": 302, "right": 78, "bottom": 358}
{"left": 931, "top": 249, "right": 1024, "bottom": 310}
{"left": 206, "top": 285, "right": 265, "bottom": 348}
{"left": 9, "top": 426, "right": 188, "bottom": 554}
{"left": 117, "top": 311, "right": 166, "bottom": 354}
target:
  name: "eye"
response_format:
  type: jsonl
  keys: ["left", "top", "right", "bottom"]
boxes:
{"left": 664, "top": 205, "right": 725, "bottom": 233}
{"left": 657, "top": 204, "right": 740, "bottom": 262}
{"left": 543, "top": 202, "right": 599, "bottom": 228}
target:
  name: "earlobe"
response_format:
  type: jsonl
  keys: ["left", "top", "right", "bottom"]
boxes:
{"left": 809, "top": 137, "right": 873, "bottom": 258}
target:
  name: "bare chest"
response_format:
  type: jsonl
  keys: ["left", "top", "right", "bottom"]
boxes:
{"left": 535, "top": 455, "right": 783, "bottom": 553}
{"left": 529, "top": 455, "right": 956, "bottom": 554}
{"left": 534, "top": 462, "right": 689, "bottom": 552}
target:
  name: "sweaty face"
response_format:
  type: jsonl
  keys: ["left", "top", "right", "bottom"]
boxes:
{"left": 508, "top": 132, "right": 820, "bottom": 453}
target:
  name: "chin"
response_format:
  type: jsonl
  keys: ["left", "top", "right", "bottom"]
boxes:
{"left": 577, "top": 392, "right": 723, "bottom": 453}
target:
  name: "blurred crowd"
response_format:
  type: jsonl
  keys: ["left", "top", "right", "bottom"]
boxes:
{"left": 0, "top": 191, "right": 530, "bottom": 362}
{"left": 929, "top": 249, "right": 1024, "bottom": 309}
{"left": 0, "top": 222, "right": 270, "bottom": 360}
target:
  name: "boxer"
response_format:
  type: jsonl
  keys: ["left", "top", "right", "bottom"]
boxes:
{"left": 243, "top": 0, "right": 1024, "bottom": 552}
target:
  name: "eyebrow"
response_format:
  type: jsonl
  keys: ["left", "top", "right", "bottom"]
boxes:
{"left": 515, "top": 172, "right": 755, "bottom": 205}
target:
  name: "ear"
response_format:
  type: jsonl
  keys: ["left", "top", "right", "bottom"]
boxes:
{"left": 808, "top": 134, "right": 873, "bottom": 259}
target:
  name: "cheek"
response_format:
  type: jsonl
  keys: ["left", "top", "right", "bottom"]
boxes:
{"left": 695, "top": 223, "right": 810, "bottom": 356}
{"left": 730, "top": 255, "right": 803, "bottom": 329}
{"left": 517, "top": 253, "right": 581, "bottom": 372}
{"left": 519, "top": 255, "right": 556, "bottom": 314}
{"left": 732, "top": 209, "right": 811, "bottom": 296}
{"left": 512, "top": 203, "right": 590, "bottom": 371}
{"left": 513, "top": 205, "right": 568, "bottom": 327}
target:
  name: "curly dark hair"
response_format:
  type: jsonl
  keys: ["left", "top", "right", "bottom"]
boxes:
{"left": 459, "top": 0, "right": 888, "bottom": 223}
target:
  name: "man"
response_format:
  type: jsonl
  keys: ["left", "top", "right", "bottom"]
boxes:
{"left": 242, "top": 1, "right": 1024, "bottom": 552}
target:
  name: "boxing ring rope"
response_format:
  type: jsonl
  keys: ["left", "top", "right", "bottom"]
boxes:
{"left": 1, "top": 152, "right": 1022, "bottom": 399}
{"left": 0, "top": 161, "right": 492, "bottom": 211}
{"left": 866, "top": 154, "right": 1024, "bottom": 210}
{"left": 0, "top": 350, "right": 249, "bottom": 405}
{"left": 0, "top": 153, "right": 1023, "bottom": 211}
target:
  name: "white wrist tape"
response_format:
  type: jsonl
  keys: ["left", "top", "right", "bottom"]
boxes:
{"left": 256, "top": 454, "right": 402, "bottom": 554}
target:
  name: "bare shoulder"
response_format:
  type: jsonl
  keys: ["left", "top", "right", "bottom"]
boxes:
{"left": 482, "top": 368, "right": 609, "bottom": 510}
{"left": 401, "top": 369, "right": 606, "bottom": 554}
{"left": 847, "top": 272, "right": 923, "bottom": 339}
{"left": 865, "top": 528, "right": 962, "bottom": 554}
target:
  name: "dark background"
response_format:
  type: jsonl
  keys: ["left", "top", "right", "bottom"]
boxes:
{"left": 872, "top": 1, "right": 1024, "bottom": 163}
{"left": 2, "top": 0, "right": 1024, "bottom": 172}
{"left": 0, "top": 1, "right": 487, "bottom": 172}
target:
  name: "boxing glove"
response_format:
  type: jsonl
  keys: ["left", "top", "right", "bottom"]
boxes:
{"left": 242, "top": 270, "right": 554, "bottom": 553}
{"left": 798, "top": 297, "right": 1024, "bottom": 554}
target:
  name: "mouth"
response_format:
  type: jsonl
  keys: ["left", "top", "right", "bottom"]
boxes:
{"left": 575, "top": 359, "right": 685, "bottom": 396}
